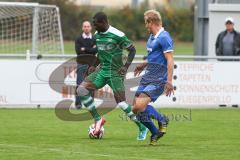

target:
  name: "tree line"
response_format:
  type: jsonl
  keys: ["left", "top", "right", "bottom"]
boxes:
{"left": 11, "top": 0, "right": 194, "bottom": 41}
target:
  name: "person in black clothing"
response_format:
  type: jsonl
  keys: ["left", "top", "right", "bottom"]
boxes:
{"left": 75, "top": 21, "right": 97, "bottom": 108}
{"left": 216, "top": 17, "right": 240, "bottom": 61}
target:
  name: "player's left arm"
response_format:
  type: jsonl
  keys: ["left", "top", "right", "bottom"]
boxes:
{"left": 118, "top": 45, "right": 136, "bottom": 76}
{"left": 164, "top": 52, "right": 174, "bottom": 96}
{"left": 125, "top": 44, "right": 136, "bottom": 68}
{"left": 118, "top": 36, "right": 136, "bottom": 76}
{"left": 160, "top": 34, "right": 174, "bottom": 96}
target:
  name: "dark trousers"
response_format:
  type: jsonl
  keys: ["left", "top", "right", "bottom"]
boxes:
{"left": 75, "top": 64, "right": 89, "bottom": 106}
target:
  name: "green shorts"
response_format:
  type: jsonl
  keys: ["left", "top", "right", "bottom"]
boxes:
{"left": 85, "top": 69, "right": 124, "bottom": 93}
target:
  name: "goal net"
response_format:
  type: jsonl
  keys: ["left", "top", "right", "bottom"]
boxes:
{"left": 0, "top": 2, "right": 64, "bottom": 55}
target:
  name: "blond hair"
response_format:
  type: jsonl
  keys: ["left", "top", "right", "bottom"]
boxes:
{"left": 144, "top": 10, "right": 162, "bottom": 25}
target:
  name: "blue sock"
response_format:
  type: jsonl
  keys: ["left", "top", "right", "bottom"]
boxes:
{"left": 145, "top": 105, "right": 165, "bottom": 124}
{"left": 137, "top": 110, "right": 159, "bottom": 135}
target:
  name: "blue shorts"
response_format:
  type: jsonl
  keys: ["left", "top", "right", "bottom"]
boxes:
{"left": 135, "top": 83, "right": 165, "bottom": 102}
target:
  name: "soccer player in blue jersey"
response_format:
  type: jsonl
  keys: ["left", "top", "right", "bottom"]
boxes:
{"left": 133, "top": 10, "right": 174, "bottom": 145}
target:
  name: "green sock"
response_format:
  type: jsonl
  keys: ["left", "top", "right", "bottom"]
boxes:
{"left": 80, "top": 94, "right": 101, "bottom": 121}
{"left": 122, "top": 105, "right": 146, "bottom": 131}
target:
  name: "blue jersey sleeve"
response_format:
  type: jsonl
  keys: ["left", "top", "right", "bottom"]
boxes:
{"left": 159, "top": 33, "right": 174, "bottom": 53}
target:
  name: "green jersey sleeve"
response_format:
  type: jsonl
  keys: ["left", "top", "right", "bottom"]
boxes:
{"left": 118, "top": 35, "right": 132, "bottom": 49}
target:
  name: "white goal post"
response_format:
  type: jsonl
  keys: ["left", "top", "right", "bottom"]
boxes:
{"left": 0, "top": 2, "right": 64, "bottom": 55}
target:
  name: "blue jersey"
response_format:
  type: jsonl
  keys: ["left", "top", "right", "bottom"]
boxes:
{"left": 141, "top": 28, "right": 174, "bottom": 85}
{"left": 136, "top": 28, "right": 174, "bottom": 102}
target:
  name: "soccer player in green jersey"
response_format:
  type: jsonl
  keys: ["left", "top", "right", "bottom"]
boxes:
{"left": 77, "top": 12, "right": 148, "bottom": 140}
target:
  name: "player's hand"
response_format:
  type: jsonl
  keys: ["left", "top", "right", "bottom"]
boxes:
{"left": 164, "top": 82, "right": 174, "bottom": 97}
{"left": 118, "top": 66, "right": 128, "bottom": 76}
{"left": 88, "top": 66, "right": 96, "bottom": 74}
{"left": 134, "top": 64, "right": 144, "bottom": 76}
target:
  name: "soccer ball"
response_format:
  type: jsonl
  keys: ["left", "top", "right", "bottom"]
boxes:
{"left": 88, "top": 124, "right": 104, "bottom": 139}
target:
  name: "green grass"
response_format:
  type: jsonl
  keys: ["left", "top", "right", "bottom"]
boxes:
{"left": 0, "top": 108, "right": 239, "bottom": 160}
{"left": 0, "top": 41, "right": 193, "bottom": 55}
{"left": 64, "top": 41, "right": 193, "bottom": 55}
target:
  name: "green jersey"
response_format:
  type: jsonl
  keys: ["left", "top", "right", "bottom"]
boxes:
{"left": 95, "top": 26, "right": 132, "bottom": 76}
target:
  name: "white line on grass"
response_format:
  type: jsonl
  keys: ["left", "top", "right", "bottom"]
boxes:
{"left": 0, "top": 143, "right": 111, "bottom": 158}
{"left": 0, "top": 143, "right": 159, "bottom": 160}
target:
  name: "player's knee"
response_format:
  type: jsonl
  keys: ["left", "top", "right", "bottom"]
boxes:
{"left": 133, "top": 100, "right": 145, "bottom": 113}
{"left": 132, "top": 107, "right": 138, "bottom": 114}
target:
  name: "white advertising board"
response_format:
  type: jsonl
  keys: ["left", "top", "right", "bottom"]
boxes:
{"left": 154, "top": 62, "right": 240, "bottom": 107}
{"left": 0, "top": 60, "right": 239, "bottom": 108}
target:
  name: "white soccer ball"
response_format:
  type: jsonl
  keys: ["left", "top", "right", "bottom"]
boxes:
{"left": 88, "top": 124, "right": 104, "bottom": 139}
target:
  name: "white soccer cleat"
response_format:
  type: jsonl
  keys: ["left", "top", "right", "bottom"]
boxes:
{"left": 93, "top": 117, "right": 106, "bottom": 135}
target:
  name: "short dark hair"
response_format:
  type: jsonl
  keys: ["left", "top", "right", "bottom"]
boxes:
{"left": 93, "top": 12, "right": 108, "bottom": 23}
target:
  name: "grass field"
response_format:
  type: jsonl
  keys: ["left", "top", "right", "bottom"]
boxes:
{"left": 0, "top": 108, "right": 239, "bottom": 160}
{"left": 0, "top": 41, "right": 193, "bottom": 56}
{"left": 64, "top": 41, "right": 193, "bottom": 55}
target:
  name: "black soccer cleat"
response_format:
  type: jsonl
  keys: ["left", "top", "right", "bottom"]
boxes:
{"left": 158, "top": 115, "right": 169, "bottom": 134}
{"left": 149, "top": 132, "right": 164, "bottom": 146}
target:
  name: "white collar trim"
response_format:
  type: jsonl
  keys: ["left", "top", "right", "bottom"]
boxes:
{"left": 82, "top": 33, "right": 92, "bottom": 39}
{"left": 153, "top": 27, "right": 164, "bottom": 39}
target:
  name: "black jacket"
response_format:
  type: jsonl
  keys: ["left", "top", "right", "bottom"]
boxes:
{"left": 215, "top": 29, "right": 240, "bottom": 56}
{"left": 75, "top": 34, "right": 97, "bottom": 55}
